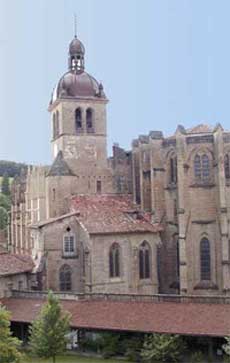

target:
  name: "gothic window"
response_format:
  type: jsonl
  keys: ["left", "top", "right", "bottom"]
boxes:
{"left": 194, "top": 153, "right": 210, "bottom": 182}
{"left": 109, "top": 243, "right": 120, "bottom": 278}
{"left": 176, "top": 239, "right": 180, "bottom": 279}
{"left": 86, "top": 108, "right": 94, "bottom": 132}
{"left": 169, "top": 156, "right": 177, "bottom": 184}
{"left": 200, "top": 238, "right": 211, "bottom": 281}
{"left": 56, "top": 110, "right": 60, "bottom": 136}
{"left": 139, "top": 241, "right": 151, "bottom": 279}
{"left": 224, "top": 154, "right": 230, "bottom": 179}
{"left": 59, "top": 264, "right": 72, "bottom": 291}
{"left": 96, "top": 180, "right": 102, "bottom": 193}
{"left": 63, "top": 228, "right": 75, "bottom": 256}
{"left": 53, "top": 113, "right": 56, "bottom": 139}
{"left": 75, "top": 108, "right": 82, "bottom": 130}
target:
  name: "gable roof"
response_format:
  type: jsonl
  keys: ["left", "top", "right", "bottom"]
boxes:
{"left": 47, "top": 151, "right": 75, "bottom": 177}
{"left": 0, "top": 253, "right": 34, "bottom": 276}
{"left": 71, "top": 194, "right": 162, "bottom": 234}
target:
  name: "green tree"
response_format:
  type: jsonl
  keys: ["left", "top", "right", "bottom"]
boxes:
{"left": 0, "top": 304, "right": 22, "bottom": 363}
{"left": 141, "top": 333, "right": 186, "bottom": 363}
{"left": 1, "top": 173, "right": 10, "bottom": 196}
{"left": 0, "top": 206, "right": 8, "bottom": 230}
{"left": 29, "top": 291, "right": 70, "bottom": 363}
{"left": 0, "top": 193, "right": 11, "bottom": 211}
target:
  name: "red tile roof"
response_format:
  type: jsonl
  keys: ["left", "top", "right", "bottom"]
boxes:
{"left": 1, "top": 297, "right": 230, "bottom": 337}
{"left": 0, "top": 253, "right": 34, "bottom": 276}
{"left": 71, "top": 195, "right": 162, "bottom": 234}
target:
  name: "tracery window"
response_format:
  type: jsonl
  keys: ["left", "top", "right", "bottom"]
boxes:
{"left": 139, "top": 241, "right": 151, "bottom": 279}
{"left": 169, "top": 156, "right": 177, "bottom": 184}
{"left": 109, "top": 243, "right": 120, "bottom": 278}
{"left": 224, "top": 154, "right": 230, "bottom": 179}
{"left": 75, "top": 108, "right": 82, "bottom": 130}
{"left": 86, "top": 108, "right": 94, "bottom": 132}
{"left": 59, "top": 264, "right": 72, "bottom": 291}
{"left": 194, "top": 153, "right": 210, "bottom": 182}
{"left": 200, "top": 238, "right": 211, "bottom": 281}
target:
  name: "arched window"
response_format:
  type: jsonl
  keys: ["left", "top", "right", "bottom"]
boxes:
{"left": 75, "top": 108, "right": 82, "bottom": 131}
{"left": 224, "top": 154, "right": 230, "bottom": 179}
{"left": 200, "top": 238, "right": 211, "bottom": 281}
{"left": 139, "top": 241, "right": 151, "bottom": 279}
{"left": 86, "top": 108, "right": 94, "bottom": 132}
{"left": 194, "top": 154, "right": 210, "bottom": 182}
{"left": 169, "top": 156, "right": 177, "bottom": 184}
{"left": 109, "top": 243, "right": 120, "bottom": 278}
{"left": 59, "top": 264, "right": 72, "bottom": 291}
{"left": 53, "top": 113, "right": 56, "bottom": 139}
{"left": 56, "top": 110, "right": 60, "bottom": 136}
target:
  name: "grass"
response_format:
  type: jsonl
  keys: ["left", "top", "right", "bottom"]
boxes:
{"left": 23, "top": 354, "right": 125, "bottom": 363}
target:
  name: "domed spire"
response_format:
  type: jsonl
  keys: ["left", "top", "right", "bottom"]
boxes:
{"left": 68, "top": 16, "right": 85, "bottom": 73}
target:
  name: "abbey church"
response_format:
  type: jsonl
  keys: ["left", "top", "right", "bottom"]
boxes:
{"left": 8, "top": 34, "right": 230, "bottom": 297}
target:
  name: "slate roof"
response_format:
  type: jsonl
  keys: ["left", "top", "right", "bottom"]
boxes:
{"left": 2, "top": 297, "right": 230, "bottom": 337}
{"left": 71, "top": 195, "right": 162, "bottom": 234}
{"left": 0, "top": 254, "right": 34, "bottom": 276}
{"left": 47, "top": 151, "right": 75, "bottom": 177}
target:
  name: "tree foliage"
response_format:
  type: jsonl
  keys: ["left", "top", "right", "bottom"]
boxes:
{"left": 223, "top": 336, "right": 230, "bottom": 355}
{"left": 29, "top": 291, "right": 70, "bottom": 363}
{"left": 1, "top": 173, "right": 10, "bottom": 196}
{"left": 0, "top": 161, "right": 27, "bottom": 178}
{"left": 0, "top": 304, "right": 22, "bottom": 363}
{"left": 0, "top": 193, "right": 11, "bottom": 211}
{"left": 0, "top": 207, "right": 8, "bottom": 230}
{"left": 141, "top": 333, "right": 186, "bottom": 363}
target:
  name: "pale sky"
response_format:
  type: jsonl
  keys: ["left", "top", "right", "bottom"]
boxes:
{"left": 0, "top": 0, "right": 230, "bottom": 164}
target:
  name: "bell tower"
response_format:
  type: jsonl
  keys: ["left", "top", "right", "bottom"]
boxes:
{"left": 47, "top": 29, "right": 115, "bottom": 204}
{"left": 48, "top": 33, "right": 108, "bottom": 174}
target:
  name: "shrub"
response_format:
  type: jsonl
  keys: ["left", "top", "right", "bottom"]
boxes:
{"left": 141, "top": 333, "right": 186, "bottom": 363}
{"left": 190, "top": 351, "right": 204, "bottom": 363}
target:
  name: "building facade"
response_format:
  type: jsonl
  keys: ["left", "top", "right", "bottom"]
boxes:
{"left": 9, "top": 34, "right": 230, "bottom": 297}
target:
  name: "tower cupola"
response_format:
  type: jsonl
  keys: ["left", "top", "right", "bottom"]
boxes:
{"left": 68, "top": 36, "right": 85, "bottom": 73}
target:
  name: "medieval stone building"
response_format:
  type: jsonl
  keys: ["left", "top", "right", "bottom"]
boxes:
{"left": 9, "top": 33, "right": 230, "bottom": 297}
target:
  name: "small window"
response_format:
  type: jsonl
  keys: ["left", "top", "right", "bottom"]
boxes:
{"left": 169, "top": 156, "right": 177, "bottom": 184}
{"left": 96, "top": 180, "right": 102, "bottom": 193}
{"left": 224, "top": 154, "right": 230, "bottom": 179}
{"left": 53, "top": 113, "right": 56, "bottom": 139}
{"left": 109, "top": 243, "right": 120, "bottom": 278}
{"left": 86, "top": 108, "right": 94, "bottom": 132}
{"left": 139, "top": 241, "right": 151, "bottom": 279}
{"left": 200, "top": 238, "right": 211, "bottom": 281}
{"left": 63, "top": 231, "right": 75, "bottom": 256}
{"left": 56, "top": 110, "right": 60, "bottom": 136}
{"left": 59, "top": 264, "right": 72, "bottom": 291}
{"left": 75, "top": 108, "right": 82, "bottom": 130}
